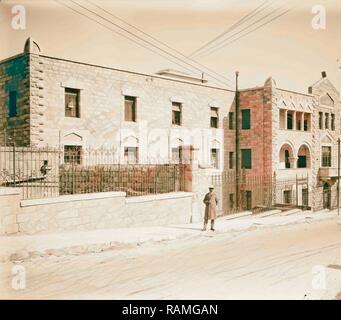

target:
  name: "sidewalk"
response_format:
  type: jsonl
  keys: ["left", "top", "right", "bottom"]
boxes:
{"left": 0, "top": 209, "right": 339, "bottom": 262}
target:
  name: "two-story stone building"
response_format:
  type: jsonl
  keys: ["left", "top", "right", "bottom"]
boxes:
{"left": 0, "top": 39, "right": 236, "bottom": 171}
{"left": 225, "top": 73, "right": 341, "bottom": 212}
{"left": 1, "top": 38, "right": 341, "bottom": 213}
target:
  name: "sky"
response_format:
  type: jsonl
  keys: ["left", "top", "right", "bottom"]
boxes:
{"left": 0, "top": 0, "right": 340, "bottom": 92}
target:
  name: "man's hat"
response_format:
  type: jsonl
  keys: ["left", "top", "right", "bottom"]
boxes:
{"left": 209, "top": 185, "right": 214, "bottom": 189}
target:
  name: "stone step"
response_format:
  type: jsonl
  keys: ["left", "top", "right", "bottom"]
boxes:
{"left": 279, "top": 208, "right": 303, "bottom": 216}
{"left": 254, "top": 209, "right": 282, "bottom": 218}
{"left": 223, "top": 211, "right": 252, "bottom": 220}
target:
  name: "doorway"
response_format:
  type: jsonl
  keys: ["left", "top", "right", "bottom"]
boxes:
{"left": 323, "top": 183, "right": 331, "bottom": 209}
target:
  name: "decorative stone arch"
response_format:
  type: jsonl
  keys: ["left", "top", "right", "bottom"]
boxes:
{"left": 123, "top": 135, "right": 139, "bottom": 147}
{"left": 211, "top": 139, "right": 221, "bottom": 149}
{"left": 62, "top": 130, "right": 84, "bottom": 147}
{"left": 279, "top": 142, "right": 295, "bottom": 169}
{"left": 321, "top": 133, "right": 333, "bottom": 145}
{"left": 297, "top": 143, "right": 312, "bottom": 168}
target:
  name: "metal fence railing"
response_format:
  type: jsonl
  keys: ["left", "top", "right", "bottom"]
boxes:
{"left": 0, "top": 146, "right": 186, "bottom": 200}
{"left": 211, "top": 171, "right": 310, "bottom": 215}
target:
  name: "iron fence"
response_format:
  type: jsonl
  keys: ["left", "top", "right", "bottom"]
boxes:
{"left": 0, "top": 146, "right": 186, "bottom": 200}
{"left": 211, "top": 171, "right": 310, "bottom": 215}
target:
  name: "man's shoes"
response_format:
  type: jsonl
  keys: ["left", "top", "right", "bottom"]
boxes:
{"left": 202, "top": 228, "right": 207, "bottom": 231}
{"left": 211, "top": 227, "right": 215, "bottom": 231}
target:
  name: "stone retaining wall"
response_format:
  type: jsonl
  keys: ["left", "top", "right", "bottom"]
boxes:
{"left": 0, "top": 188, "right": 193, "bottom": 235}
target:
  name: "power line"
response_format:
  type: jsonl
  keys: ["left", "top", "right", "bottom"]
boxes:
{"left": 197, "top": 4, "right": 292, "bottom": 59}
{"left": 195, "top": 2, "right": 287, "bottom": 58}
{"left": 65, "top": 0, "right": 234, "bottom": 88}
{"left": 190, "top": 0, "right": 273, "bottom": 58}
{"left": 53, "top": 0, "right": 206, "bottom": 79}
{"left": 70, "top": 0, "right": 233, "bottom": 86}
{"left": 85, "top": 0, "right": 234, "bottom": 85}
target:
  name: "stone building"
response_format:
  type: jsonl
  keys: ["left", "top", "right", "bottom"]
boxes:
{"left": 225, "top": 73, "right": 341, "bottom": 212}
{"left": 1, "top": 38, "right": 341, "bottom": 213}
{"left": 0, "top": 39, "right": 234, "bottom": 169}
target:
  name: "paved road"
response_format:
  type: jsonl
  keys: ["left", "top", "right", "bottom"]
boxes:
{"left": 1, "top": 217, "right": 341, "bottom": 299}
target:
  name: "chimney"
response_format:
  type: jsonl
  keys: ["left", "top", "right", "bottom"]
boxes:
{"left": 322, "top": 71, "right": 327, "bottom": 78}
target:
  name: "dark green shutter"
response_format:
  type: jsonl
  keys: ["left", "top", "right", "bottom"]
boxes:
{"left": 9, "top": 91, "right": 17, "bottom": 117}
{"left": 241, "top": 109, "right": 250, "bottom": 129}
{"left": 241, "top": 149, "right": 252, "bottom": 169}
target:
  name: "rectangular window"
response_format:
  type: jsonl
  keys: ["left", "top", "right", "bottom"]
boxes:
{"left": 210, "top": 107, "right": 219, "bottom": 128}
{"left": 241, "top": 149, "right": 252, "bottom": 169}
{"left": 65, "top": 88, "right": 80, "bottom": 118}
{"left": 9, "top": 91, "right": 17, "bottom": 117}
{"left": 241, "top": 109, "right": 251, "bottom": 130}
{"left": 124, "top": 96, "right": 136, "bottom": 122}
{"left": 124, "top": 147, "right": 138, "bottom": 164}
{"left": 64, "top": 146, "right": 82, "bottom": 165}
{"left": 211, "top": 148, "right": 219, "bottom": 169}
{"left": 172, "top": 102, "right": 182, "bottom": 126}
{"left": 304, "top": 119, "right": 308, "bottom": 131}
{"left": 319, "top": 112, "right": 323, "bottom": 129}
{"left": 297, "top": 120, "right": 301, "bottom": 131}
{"left": 229, "top": 152, "right": 234, "bottom": 169}
{"left": 287, "top": 113, "right": 293, "bottom": 130}
{"left": 322, "top": 146, "right": 331, "bottom": 167}
{"left": 325, "top": 113, "right": 329, "bottom": 129}
{"left": 283, "top": 190, "right": 292, "bottom": 204}
{"left": 229, "top": 112, "right": 234, "bottom": 130}
{"left": 331, "top": 114, "right": 335, "bottom": 131}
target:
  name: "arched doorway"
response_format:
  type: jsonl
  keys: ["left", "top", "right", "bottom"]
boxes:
{"left": 323, "top": 182, "right": 331, "bottom": 209}
{"left": 297, "top": 144, "right": 311, "bottom": 168}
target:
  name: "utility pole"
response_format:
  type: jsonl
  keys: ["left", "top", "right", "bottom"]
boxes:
{"left": 235, "top": 71, "right": 240, "bottom": 209}
{"left": 336, "top": 65, "right": 341, "bottom": 217}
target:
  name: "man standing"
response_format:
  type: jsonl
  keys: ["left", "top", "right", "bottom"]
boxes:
{"left": 202, "top": 186, "right": 218, "bottom": 231}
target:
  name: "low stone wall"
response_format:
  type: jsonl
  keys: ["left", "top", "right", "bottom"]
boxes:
{"left": 0, "top": 189, "right": 193, "bottom": 235}
{"left": 0, "top": 188, "right": 21, "bottom": 234}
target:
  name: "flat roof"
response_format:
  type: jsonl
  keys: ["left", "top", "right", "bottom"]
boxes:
{"left": 37, "top": 53, "right": 235, "bottom": 92}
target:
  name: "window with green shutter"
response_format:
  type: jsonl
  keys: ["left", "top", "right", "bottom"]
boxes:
{"left": 9, "top": 91, "right": 17, "bottom": 117}
{"left": 228, "top": 112, "right": 234, "bottom": 129}
{"left": 241, "top": 149, "right": 252, "bottom": 169}
{"left": 241, "top": 109, "right": 251, "bottom": 129}
{"left": 229, "top": 152, "right": 234, "bottom": 169}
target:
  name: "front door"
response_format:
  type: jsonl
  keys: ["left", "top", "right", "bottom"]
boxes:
{"left": 323, "top": 183, "right": 331, "bottom": 209}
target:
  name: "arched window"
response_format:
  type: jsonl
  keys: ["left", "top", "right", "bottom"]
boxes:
{"left": 285, "top": 150, "right": 290, "bottom": 168}
{"left": 279, "top": 143, "right": 294, "bottom": 169}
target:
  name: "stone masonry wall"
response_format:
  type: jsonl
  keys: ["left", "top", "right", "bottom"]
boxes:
{"left": 29, "top": 54, "right": 235, "bottom": 170}
{"left": 225, "top": 79, "right": 273, "bottom": 178}
{"left": 0, "top": 188, "right": 20, "bottom": 235}
{"left": 1, "top": 191, "right": 193, "bottom": 235}
{"left": 310, "top": 77, "right": 341, "bottom": 211}
{"left": 0, "top": 54, "right": 30, "bottom": 146}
